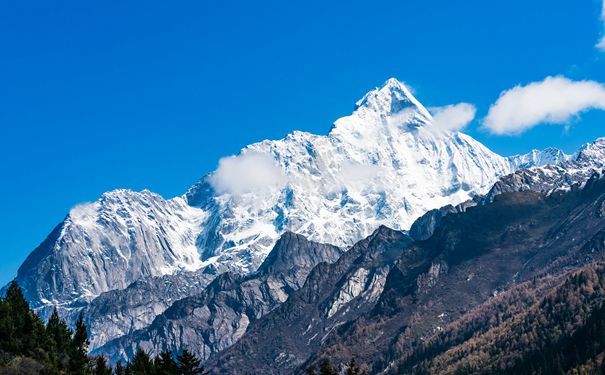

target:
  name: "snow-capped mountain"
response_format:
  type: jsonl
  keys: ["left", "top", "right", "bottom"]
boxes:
{"left": 16, "top": 190, "right": 210, "bottom": 309}
{"left": 11, "top": 78, "right": 569, "bottom": 331}
{"left": 486, "top": 138, "right": 605, "bottom": 202}
{"left": 185, "top": 78, "right": 515, "bottom": 274}
{"left": 507, "top": 147, "right": 573, "bottom": 169}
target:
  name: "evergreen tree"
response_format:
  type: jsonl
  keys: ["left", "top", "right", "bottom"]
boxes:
{"left": 345, "top": 356, "right": 362, "bottom": 375}
{"left": 3, "top": 280, "right": 39, "bottom": 354}
{"left": 154, "top": 351, "right": 179, "bottom": 374}
{"left": 70, "top": 312, "right": 91, "bottom": 374}
{"left": 45, "top": 308, "right": 74, "bottom": 370}
{"left": 115, "top": 361, "right": 125, "bottom": 375}
{"left": 73, "top": 312, "right": 90, "bottom": 350}
{"left": 131, "top": 348, "right": 153, "bottom": 375}
{"left": 177, "top": 349, "right": 208, "bottom": 375}
{"left": 318, "top": 359, "right": 337, "bottom": 375}
{"left": 94, "top": 356, "right": 113, "bottom": 375}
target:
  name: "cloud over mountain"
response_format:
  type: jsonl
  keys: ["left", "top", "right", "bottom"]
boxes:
{"left": 483, "top": 76, "right": 605, "bottom": 135}
{"left": 209, "top": 152, "right": 287, "bottom": 196}
{"left": 429, "top": 103, "right": 477, "bottom": 131}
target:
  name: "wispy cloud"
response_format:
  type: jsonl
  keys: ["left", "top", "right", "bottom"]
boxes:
{"left": 483, "top": 76, "right": 605, "bottom": 135}
{"left": 338, "top": 162, "right": 383, "bottom": 190}
{"left": 209, "top": 152, "right": 287, "bottom": 196}
{"left": 429, "top": 103, "right": 477, "bottom": 131}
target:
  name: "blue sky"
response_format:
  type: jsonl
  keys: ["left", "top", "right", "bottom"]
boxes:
{"left": 1, "top": 0, "right": 605, "bottom": 285}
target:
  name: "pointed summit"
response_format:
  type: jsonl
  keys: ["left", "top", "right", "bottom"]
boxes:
{"left": 354, "top": 78, "right": 431, "bottom": 120}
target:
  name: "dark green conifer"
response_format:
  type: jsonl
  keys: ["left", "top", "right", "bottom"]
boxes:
{"left": 345, "top": 356, "right": 362, "bottom": 375}
{"left": 94, "top": 356, "right": 113, "bottom": 375}
{"left": 177, "top": 349, "right": 208, "bottom": 375}
{"left": 115, "top": 361, "right": 125, "bottom": 375}
{"left": 154, "top": 351, "right": 179, "bottom": 374}
{"left": 4, "top": 281, "right": 35, "bottom": 353}
{"left": 318, "top": 358, "right": 337, "bottom": 375}
{"left": 131, "top": 348, "right": 153, "bottom": 374}
{"left": 70, "top": 312, "right": 91, "bottom": 373}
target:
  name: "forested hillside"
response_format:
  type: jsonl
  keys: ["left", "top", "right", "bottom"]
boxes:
{"left": 393, "top": 261, "right": 605, "bottom": 374}
{"left": 0, "top": 282, "right": 207, "bottom": 375}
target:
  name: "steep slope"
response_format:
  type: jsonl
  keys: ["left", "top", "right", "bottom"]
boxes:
{"left": 485, "top": 138, "right": 605, "bottom": 202}
{"left": 185, "top": 78, "right": 515, "bottom": 274}
{"left": 206, "top": 226, "right": 413, "bottom": 373}
{"left": 94, "top": 232, "right": 342, "bottom": 363}
{"left": 208, "top": 173, "right": 605, "bottom": 374}
{"left": 15, "top": 189, "right": 207, "bottom": 312}
{"left": 79, "top": 269, "right": 217, "bottom": 351}
{"left": 394, "top": 261, "right": 605, "bottom": 374}
{"left": 507, "top": 147, "right": 572, "bottom": 169}
{"left": 13, "top": 78, "right": 521, "bottom": 316}
{"left": 9, "top": 79, "right": 579, "bottom": 359}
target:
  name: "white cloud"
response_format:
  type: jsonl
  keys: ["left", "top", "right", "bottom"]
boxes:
{"left": 340, "top": 162, "right": 382, "bottom": 184}
{"left": 331, "top": 161, "right": 386, "bottom": 192}
{"left": 429, "top": 103, "right": 477, "bottom": 131}
{"left": 483, "top": 76, "right": 605, "bottom": 135}
{"left": 209, "top": 152, "right": 287, "bottom": 196}
{"left": 597, "top": 1, "right": 605, "bottom": 51}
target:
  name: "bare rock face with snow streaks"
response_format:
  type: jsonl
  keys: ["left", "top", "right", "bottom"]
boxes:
{"left": 8, "top": 78, "right": 572, "bottom": 353}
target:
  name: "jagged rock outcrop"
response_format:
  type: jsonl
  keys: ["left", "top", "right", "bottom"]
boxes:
{"left": 484, "top": 138, "right": 605, "bottom": 202}
{"left": 7, "top": 78, "right": 578, "bottom": 356}
{"left": 208, "top": 174, "right": 605, "bottom": 374}
{"left": 206, "top": 227, "right": 414, "bottom": 373}
{"left": 94, "top": 232, "right": 342, "bottom": 363}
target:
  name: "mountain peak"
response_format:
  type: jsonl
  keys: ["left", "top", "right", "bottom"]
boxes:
{"left": 576, "top": 137, "right": 605, "bottom": 163}
{"left": 354, "top": 78, "right": 430, "bottom": 119}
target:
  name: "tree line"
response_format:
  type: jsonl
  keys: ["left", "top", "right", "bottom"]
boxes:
{"left": 0, "top": 281, "right": 207, "bottom": 375}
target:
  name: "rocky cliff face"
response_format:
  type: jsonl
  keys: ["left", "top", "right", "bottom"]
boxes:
{"left": 206, "top": 173, "right": 605, "bottom": 374}
{"left": 15, "top": 189, "right": 207, "bottom": 312}
{"left": 93, "top": 232, "right": 342, "bottom": 363}
{"left": 485, "top": 138, "right": 605, "bottom": 202}
{"left": 9, "top": 78, "right": 575, "bottom": 357}
{"left": 184, "top": 78, "right": 518, "bottom": 275}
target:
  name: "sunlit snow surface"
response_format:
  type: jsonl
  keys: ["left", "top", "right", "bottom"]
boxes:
{"left": 186, "top": 78, "right": 514, "bottom": 273}
{"left": 15, "top": 78, "right": 574, "bottom": 309}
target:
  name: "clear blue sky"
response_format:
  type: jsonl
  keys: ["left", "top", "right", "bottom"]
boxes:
{"left": 1, "top": 0, "right": 605, "bottom": 285}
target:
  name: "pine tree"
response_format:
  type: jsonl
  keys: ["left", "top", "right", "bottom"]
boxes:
{"left": 345, "top": 356, "right": 362, "bottom": 375}
{"left": 70, "top": 312, "right": 91, "bottom": 374}
{"left": 177, "top": 349, "right": 208, "bottom": 375}
{"left": 46, "top": 308, "right": 74, "bottom": 370}
{"left": 4, "top": 280, "right": 36, "bottom": 354}
{"left": 131, "top": 348, "right": 153, "bottom": 375}
{"left": 115, "top": 361, "right": 125, "bottom": 375}
{"left": 73, "top": 312, "right": 90, "bottom": 350}
{"left": 154, "top": 351, "right": 179, "bottom": 374}
{"left": 318, "top": 359, "right": 337, "bottom": 375}
{"left": 94, "top": 356, "right": 113, "bottom": 375}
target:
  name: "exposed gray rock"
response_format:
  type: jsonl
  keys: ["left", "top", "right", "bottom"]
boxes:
{"left": 94, "top": 232, "right": 342, "bottom": 363}
{"left": 209, "top": 174, "right": 605, "bottom": 374}
{"left": 484, "top": 138, "right": 605, "bottom": 203}
{"left": 408, "top": 199, "right": 477, "bottom": 241}
{"left": 206, "top": 226, "right": 413, "bottom": 374}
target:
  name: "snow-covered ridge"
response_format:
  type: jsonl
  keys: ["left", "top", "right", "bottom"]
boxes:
{"left": 12, "top": 78, "right": 574, "bottom": 313}
{"left": 185, "top": 78, "right": 513, "bottom": 273}
{"left": 508, "top": 147, "right": 573, "bottom": 169}
{"left": 486, "top": 137, "right": 605, "bottom": 201}
{"left": 16, "top": 189, "right": 207, "bottom": 307}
